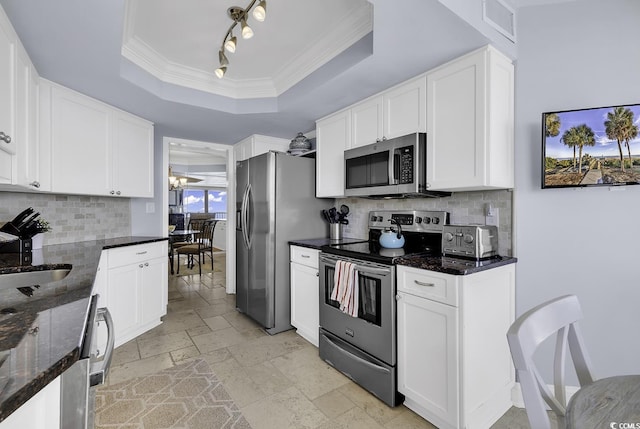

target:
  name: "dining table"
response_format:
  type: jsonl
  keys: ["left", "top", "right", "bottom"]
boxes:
{"left": 566, "top": 374, "right": 640, "bottom": 428}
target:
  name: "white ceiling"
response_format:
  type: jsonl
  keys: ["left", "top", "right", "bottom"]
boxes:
{"left": 0, "top": 0, "right": 508, "bottom": 145}
{"left": 122, "top": 0, "right": 372, "bottom": 99}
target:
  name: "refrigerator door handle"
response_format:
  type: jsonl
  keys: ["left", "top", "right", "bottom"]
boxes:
{"left": 246, "top": 183, "right": 253, "bottom": 249}
{"left": 241, "top": 184, "right": 250, "bottom": 248}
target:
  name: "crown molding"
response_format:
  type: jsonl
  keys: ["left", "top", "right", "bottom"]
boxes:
{"left": 272, "top": 2, "right": 373, "bottom": 94}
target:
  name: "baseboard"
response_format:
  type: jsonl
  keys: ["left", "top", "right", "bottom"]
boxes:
{"left": 510, "top": 382, "right": 580, "bottom": 408}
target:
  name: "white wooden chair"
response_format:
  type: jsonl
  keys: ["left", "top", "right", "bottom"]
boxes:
{"left": 506, "top": 295, "right": 595, "bottom": 429}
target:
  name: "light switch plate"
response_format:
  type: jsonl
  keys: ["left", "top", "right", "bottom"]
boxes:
{"left": 146, "top": 202, "right": 155, "bottom": 213}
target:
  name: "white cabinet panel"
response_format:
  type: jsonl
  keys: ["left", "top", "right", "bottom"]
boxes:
{"left": 50, "top": 85, "right": 112, "bottom": 195}
{"left": 398, "top": 291, "right": 459, "bottom": 427}
{"left": 233, "top": 134, "right": 289, "bottom": 162}
{"left": 351, "top": 96, "right": 382, "bottom": 148}
{"left": 0, "top": 7, "right": 15, "bottom": 158}
{"left": 383, "top": 76, "right": 426, "bottom": 139}
{"left": 112, "top": 112, "right": 154, "bottom": 197}
{"left": 290, "top": 245, "right": 320, "bottom": 346}
{"left": 0, "top": 377, "right": 60, "bottom": 429}
{"left": 427, "top": 45, "right": 514, "bottom": 191}
{"left": 315, "top": 110, "right": 350, "bottom": 197}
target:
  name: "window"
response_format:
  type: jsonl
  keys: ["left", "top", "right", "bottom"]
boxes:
{"left": 183, "top": 189, "right": 227, "bottom": 218}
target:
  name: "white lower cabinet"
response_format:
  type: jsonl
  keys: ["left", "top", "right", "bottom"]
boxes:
{"left": 0, "top": 376, "right": 60, "bottom": 429}
{"left": 98, "top": 241, "right": 168, "bottom": 348}
{"left": 290, "top": 245, "right": 320, "bottom": 346}
{"left": 397, "top": 264, "right": 515, "bottom": 429}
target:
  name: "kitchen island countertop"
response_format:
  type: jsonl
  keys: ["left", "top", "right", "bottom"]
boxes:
{"left": 0, "top": 236, "right": 167, "bottom": 422}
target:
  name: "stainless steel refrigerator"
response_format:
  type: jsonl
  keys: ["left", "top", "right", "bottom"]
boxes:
{"left": 236, "top": 151, "right": 328, "bottom": 334}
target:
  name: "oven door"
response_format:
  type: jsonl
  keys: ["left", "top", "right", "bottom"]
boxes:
{"left": 319, "top": 253, "right": 395, "bottom": 365}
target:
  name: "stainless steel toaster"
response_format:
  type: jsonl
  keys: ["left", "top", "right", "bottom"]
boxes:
{"left": 442, "top": 225, "right": 498, "bottom": 259}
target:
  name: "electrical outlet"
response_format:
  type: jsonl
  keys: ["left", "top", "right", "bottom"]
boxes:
{"left": 485, "top": 207, "right": 499, "bottom": 226}
{"left": 146, "top": 202, "right": 155, "bottom": 214}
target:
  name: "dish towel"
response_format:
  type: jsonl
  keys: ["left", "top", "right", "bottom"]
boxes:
{"left": 330, "top": 260, "right": 359, "bottom": 317}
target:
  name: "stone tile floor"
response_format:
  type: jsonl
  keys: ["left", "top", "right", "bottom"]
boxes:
{"left": 104, "top": 254, "right": 532, "bottom": 429}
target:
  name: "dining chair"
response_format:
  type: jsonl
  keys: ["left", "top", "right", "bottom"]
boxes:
{"left": 506, "top": 295, "right": 595, "bottom": 429}
{"left": 176, "top": 220, "right": 216, "bottom": 275}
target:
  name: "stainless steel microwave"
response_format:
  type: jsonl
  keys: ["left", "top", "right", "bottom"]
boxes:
{"left": 344, "top": 133, "right": 450, "bottom": 198}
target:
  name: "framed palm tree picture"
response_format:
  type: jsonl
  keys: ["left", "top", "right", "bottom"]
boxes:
{"left": 542, "top": 103, "right": 640, "bottom": 188}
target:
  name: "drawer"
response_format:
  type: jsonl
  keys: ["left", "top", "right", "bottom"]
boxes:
{"left": 397, "top": 266, "right": 459, "bottom": 306}
{"left": 107, "top": 241, "right": 167, "bottom": 269}
{"left": 290, "top": 246, "right": 319, "bottom": 269}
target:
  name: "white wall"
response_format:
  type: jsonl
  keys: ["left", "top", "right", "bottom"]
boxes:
{"left": 515, "top": 0, "right": 640, "bottom": 379}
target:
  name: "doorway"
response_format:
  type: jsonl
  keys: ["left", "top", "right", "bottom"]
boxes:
{"left": 163, "top": 137, "right": 236, "bottom": 294}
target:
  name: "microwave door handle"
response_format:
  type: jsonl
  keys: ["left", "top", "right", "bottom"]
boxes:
{"left": 389, "top": 149, "right": 400, "bottom": 185}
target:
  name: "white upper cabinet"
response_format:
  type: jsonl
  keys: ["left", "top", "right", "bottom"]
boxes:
{"left": 15, "top": 47, "right": 41, "bottom": 190}
{"left": 351, "top": 76, "right": 426, "bottom": 149}
{"left": 0, "top": 7, "right": 15, "bottom": 158}
{"left": 315, "top": 109, "right": 350, "bottom": 198}
{"left": 112, "top": 111, "right": 154, "bottom": 197}
{"left": 426, "top": 45, "right": 514, "bottom": 191}
{"left": 383, "top": 75, "right": 426, "bottom": 139}
{"left": 40, "top": 80, "right": 154, "bottom": 198}
{"left": 351, "top": 96, "right": 383, "bottom": 149}
{"left": 233, "top": 134, "right": 290, "bottom": 162}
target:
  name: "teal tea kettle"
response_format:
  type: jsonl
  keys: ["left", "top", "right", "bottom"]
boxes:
{"left": 379, "top": 219, "right": 405, "bottom": 249}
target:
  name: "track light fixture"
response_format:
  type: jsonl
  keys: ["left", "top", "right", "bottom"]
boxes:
{"left": 215, "top": 0, "right": 267, "bottom": 79}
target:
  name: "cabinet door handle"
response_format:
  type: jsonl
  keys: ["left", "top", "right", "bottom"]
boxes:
{"left": 116, "top": 191, "right": 121, "bottom": 196}
{"left": 30, "top": 181, "right": 40, "bottom": 188}
{"left": 0, "top": 131, "right": 11, "bottom": 144}
{"left": 301, "top": 254, "right": 310, "bottom": 258}
{"left": 139, "top": 264, "right": 144, "bottom": 268}
{"left": 110, "top": 190, "right": 115, "bottom": 195}
{"left": 316, "top": 271, "right": 319, "bottom": 277}
{"left": 414, "top": 280, "right": 435, "bottom": 287}
{"left": 144, "top": 262, "right": 149, "bottom": 267}
{"left": 136, "top": 251, "right": 148, "bottom": 255}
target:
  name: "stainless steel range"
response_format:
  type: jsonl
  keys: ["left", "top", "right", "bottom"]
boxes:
{"left": 318, "top": 210, "right": 449, "bottom": 407}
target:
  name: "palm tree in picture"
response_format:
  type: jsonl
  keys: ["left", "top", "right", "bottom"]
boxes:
{"left": 605, "top": 106, "right": 632, "bottom": 171}
{"left": 621, "top": 109, "right": 638, "bottom": 164}
{"left": 545, "top": 113, "right": 561, "bottom": 137}
{"left": 573, "top": 124, "right": 596, "bottom": 173}
{"left": 561, "top": 127, "right": 579, "bottom": 169}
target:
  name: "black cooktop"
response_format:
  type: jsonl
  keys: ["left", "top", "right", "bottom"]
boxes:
{"left": 321, "top": 230, "right": 442, "bottom": 265}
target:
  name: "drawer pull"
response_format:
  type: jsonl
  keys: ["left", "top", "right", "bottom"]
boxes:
{"left": 301, "top": 254, "right": 311, "bottom": 258}
{"left": 414, "top": 280, "right": 435, "bottom": 287}
{"left": 136, "top": 251, "right": 148, "bottom": 255}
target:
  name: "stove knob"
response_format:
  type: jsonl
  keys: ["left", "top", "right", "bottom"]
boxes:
{"left": 377, "top": 216, "right": 384, "bottom": 222}
{"left": 415, "top": 217, "right": 422, "bottom": 224}
{"left": 463, "top": 234, "right": 474, "bottom": 244}
{"left": 432, "top": 217, "right": 440, "bottom": 224}
{"left": 371, "top": 216, "right": 377, "bottom": 222}
{"left": 424, "top": 217, "right": 431, "bottom": 224}
{"left": 444, "top": 232, "right": 454, "bottom": 242}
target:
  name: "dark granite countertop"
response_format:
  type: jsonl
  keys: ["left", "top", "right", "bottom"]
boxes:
{"left": 397, "top": 254, "right": 517, "bottom": 275}
{"left": 289, "top": 237, "right": 368, "bottom": 250}
{"left": 0, "top": 236, "right": 167, "bottom": 422}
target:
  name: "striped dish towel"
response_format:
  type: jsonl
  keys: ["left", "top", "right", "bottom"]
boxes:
{"left": 330, "top": 260, "right": 359, "bottom": 317}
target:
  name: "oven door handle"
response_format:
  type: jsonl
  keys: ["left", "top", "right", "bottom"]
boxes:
{"left": 90, "top": 307, "right": 114, "bottom": 387}
{"left": 320, "top": 256, "right": 391, "bottom": 276}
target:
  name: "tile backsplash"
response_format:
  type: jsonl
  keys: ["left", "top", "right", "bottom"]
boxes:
{"left": 336, "top": 189, "right": 513, "bottom": 256}
{"left": 0, "top": 192, "right": 131, "bottom": 245}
